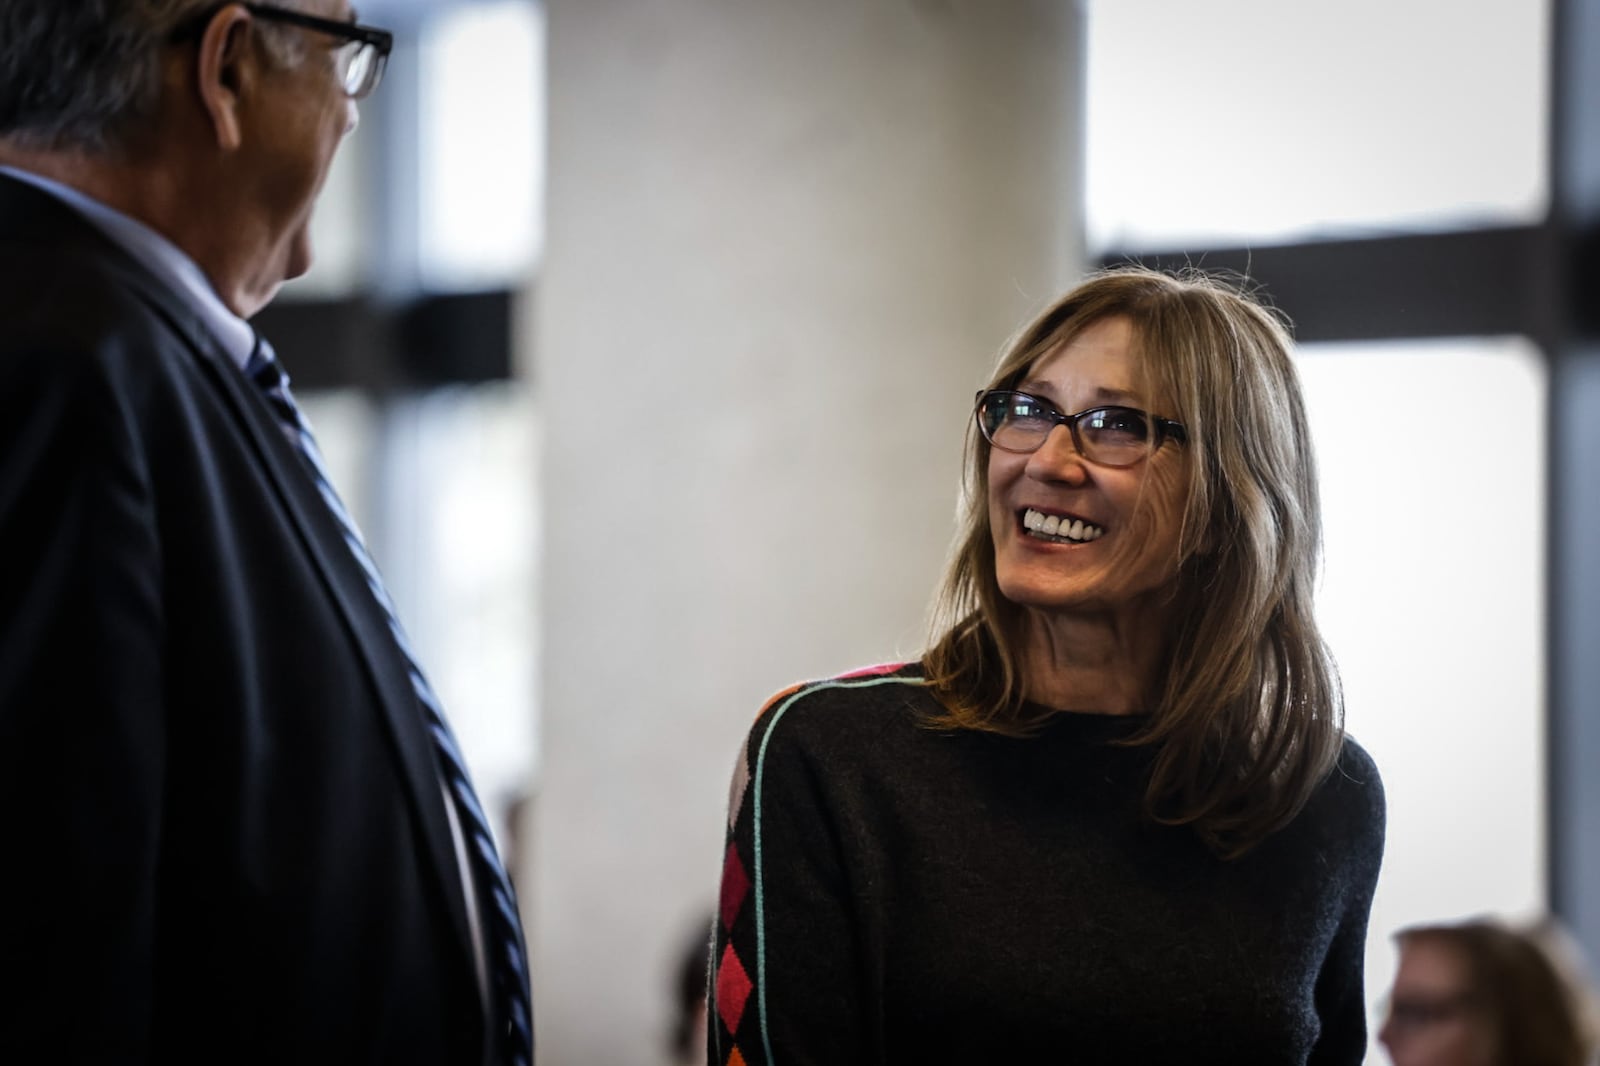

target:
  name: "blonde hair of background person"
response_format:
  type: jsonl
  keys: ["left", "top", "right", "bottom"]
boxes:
{"left": 708, "top": 267, "right": 1386, "bottom": 1065}
{"left": 1381, "top": 919, "right": 1600, "bottom": 1066}
{"left": 924, "top": 266, "right": 1340, "bottom": 857}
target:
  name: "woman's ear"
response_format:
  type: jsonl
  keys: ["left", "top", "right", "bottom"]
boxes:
{"left": 193, "top": 7, "right": 256, "bottom": 152}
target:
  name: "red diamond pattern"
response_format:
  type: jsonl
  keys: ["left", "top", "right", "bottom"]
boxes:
{"left": 716, "top": 942, "right": 753, "bottom": 1035}
{"left": 720, "top": 843, "right": 750, "bottom": 931}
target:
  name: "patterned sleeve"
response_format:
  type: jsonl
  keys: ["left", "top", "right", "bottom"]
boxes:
{"left": 707, "top": 684, "right": 869, "bottom": 1066}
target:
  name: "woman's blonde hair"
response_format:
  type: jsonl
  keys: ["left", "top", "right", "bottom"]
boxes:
{"left": 923, "top": 266, "right": 1341, "bottom": 857}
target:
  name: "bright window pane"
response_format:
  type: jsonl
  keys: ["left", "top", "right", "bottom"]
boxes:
{"left": 377, "top": 385, "right": 543, "bottom": 828}
{"left": 418, "top": 0, "right": 545, "bottom": 289}
{"left": 1297, "top": 338, "right": 1546, "bottom": 1045}
{"left": 1087, "top": 0, "right": 1548, "bottom": 249}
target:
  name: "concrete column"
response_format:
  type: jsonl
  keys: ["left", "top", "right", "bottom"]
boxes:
{"left": 530, "top": 2, "right": 1083, "bottom": 1060}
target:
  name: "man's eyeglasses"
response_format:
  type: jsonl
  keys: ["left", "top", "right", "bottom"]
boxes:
{"left": 974, "top": 389, "right": 1187, "bottom": 468}
{"left": 242, "top": 4, "right": 392, "bottom": 99}
{"left": 175, "top": 4, "right": 393, "bottom": 100}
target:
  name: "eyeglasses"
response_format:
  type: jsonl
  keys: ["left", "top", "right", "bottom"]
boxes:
{"left": 243, "top": 4, "right": 392, "bottom": 99}
{"left": 1383, "top": 994, "right": 1473, "bottom": 1032}
{"left": 175, "top": 4, "right": 394, "bottom": 100}
{"left": 974, "top": 389, "right": 1187, "bottom": 467}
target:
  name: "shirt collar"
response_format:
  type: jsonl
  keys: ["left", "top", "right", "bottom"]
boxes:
{"left": 0, "top": 165, "right": 257, "bottom": 371}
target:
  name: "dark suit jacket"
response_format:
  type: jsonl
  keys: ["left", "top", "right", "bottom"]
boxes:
{"left": 0, "top": 173, "right": 495, "bottom": 1063}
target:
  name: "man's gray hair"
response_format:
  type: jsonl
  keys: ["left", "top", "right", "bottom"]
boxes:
{"left": 0, "top": 0, "right": 307, "bottom": 154}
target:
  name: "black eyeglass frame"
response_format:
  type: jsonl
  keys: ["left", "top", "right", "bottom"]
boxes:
{"left": 973, "top": 389, "right": 1188, "bottom": 466}
{"left": 173, "top": 3, "right": 394, "bottom": 98}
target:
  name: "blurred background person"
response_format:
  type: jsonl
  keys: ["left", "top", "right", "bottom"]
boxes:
{"left": 1380, "top": 918, "right": 1600, "bottom": 1066}
{"left": 668, "top": 915, "right": 713, "bottom": 1066}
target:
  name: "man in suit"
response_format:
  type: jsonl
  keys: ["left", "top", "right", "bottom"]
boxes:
{"left": 0, "top": 3, "right": 532, "bottom": 1063}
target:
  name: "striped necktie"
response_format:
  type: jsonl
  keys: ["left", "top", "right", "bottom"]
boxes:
{"left": 244, "top": 335, "right": 533, "bottom": 1066}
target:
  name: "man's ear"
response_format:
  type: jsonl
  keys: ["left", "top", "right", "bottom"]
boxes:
{"left": 194, "top": 6, "right": 256, "bottom": 152}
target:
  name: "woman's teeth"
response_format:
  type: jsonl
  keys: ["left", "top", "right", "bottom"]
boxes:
{"left": 1023, "top": 508, "right": 1105, "bottom": 543}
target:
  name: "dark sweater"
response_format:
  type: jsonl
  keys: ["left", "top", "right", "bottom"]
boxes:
{"left": 709, "top": 662, "right": 1386, "bottom": 1065}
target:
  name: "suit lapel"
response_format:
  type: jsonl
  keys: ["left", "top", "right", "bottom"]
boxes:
{"left": 0, "top": 175, "right": 480, "bottom": 981}
{"left": 193, "top": 339, "right": 481, "bottom": 974}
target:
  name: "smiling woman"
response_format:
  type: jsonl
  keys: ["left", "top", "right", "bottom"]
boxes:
{"left": 927, "top": 268, "right": 1339, "bottom": 849}
{"left": 982, "top": 317, "right": 1194, "bottom": 643}
{"left": 708, "top": 266, "right": 1386, "bottom": 1066}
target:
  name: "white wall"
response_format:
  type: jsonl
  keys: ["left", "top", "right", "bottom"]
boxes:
{"left": 531, "top": 2, "right": 1083, "bottom": 1061}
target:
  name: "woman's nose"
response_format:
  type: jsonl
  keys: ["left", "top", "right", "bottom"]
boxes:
{"left": 1024, "top": 424, "right": 1090, "bottom": 483}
